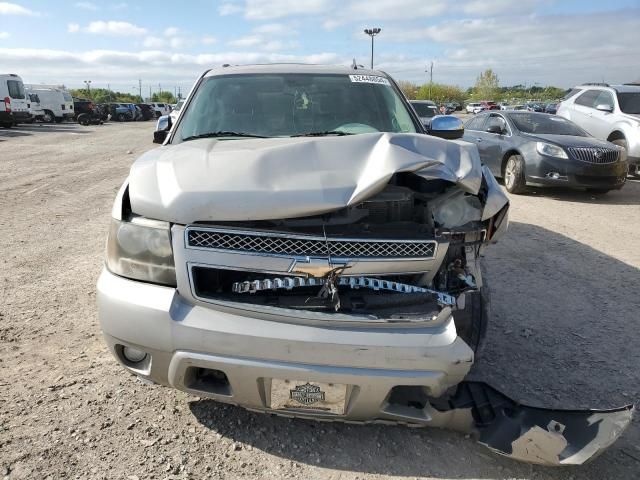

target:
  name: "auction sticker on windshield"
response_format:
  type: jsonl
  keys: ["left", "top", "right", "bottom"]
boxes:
{"left": 349, "top": 74, "right": 391, "bottom": 85}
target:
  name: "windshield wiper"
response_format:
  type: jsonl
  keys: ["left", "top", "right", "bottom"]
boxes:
{"left": 182, "top": 131, "right": 267, "bottom": 141}
{"left": 291, "top": 130, "right": 353, "bottom": 137}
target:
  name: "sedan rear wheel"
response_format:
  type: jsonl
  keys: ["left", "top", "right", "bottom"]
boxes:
{"left": 504, "top": 155, "right": 527, "bottom": 194}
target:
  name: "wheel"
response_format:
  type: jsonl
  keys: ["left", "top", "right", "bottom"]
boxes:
{"left": 1, "top": 122, "right": 13, "bottom": 129}
{"left": 504, "top": 154, "right": 527, "bottom": 194}
{"left": 77, "top": 114, "right": 89, "bottom": 126}
{"left": 54, "top": 117, "right": 63, "bottom": 123}
{"left": 117, "top": 113, "right": 126, "bottom": 122}
{"left": 586, "top": 188, "right": 611, "bottom": 195}
{"left": 454, "top": 286, "right": 490, "bottom": 356}
{"left": 42, "top": 111, "right": 54, "bottom": 123}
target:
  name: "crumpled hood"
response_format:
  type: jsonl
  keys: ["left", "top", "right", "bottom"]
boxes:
{"left": 129, "top": 132, "right": 506, "bottom": 223}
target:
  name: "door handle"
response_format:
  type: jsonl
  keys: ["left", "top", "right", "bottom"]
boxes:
{"left": 476, "top": 138, "right": 483, "bottom": 142}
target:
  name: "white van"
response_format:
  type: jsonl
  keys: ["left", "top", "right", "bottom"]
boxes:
{"left": 24, "top": 84, "right": 74, "bottom": 123}
{"left": 1, "top": 73, "right": 30, "bottom": 128}
{"left": 26, "top": 91, "right": 45, "bottom": 122}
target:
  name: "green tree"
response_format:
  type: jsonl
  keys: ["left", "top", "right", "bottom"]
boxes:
{"left": 69, "top": 88, "right": 142, "bottom": 103}
{"left": 151, "top": 90, "right": 176, "bottom": 104}
{"left": 397, "top": 80, "right": 420, "bottom": 99}
{"left": 415, "top": 82, "right": 466, "bottom": 104}
{"left": 471, "top": 69, "right": 500, "bottom": 100}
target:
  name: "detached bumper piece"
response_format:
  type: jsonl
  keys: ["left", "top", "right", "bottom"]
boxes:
{"left": 445, "top": 382, "right": 633, "bottom": 466}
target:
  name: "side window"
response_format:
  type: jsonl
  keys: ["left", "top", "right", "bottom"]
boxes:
{"left": 465, "top": 115, "right": 485, "bottom": 131}
{"left": 7, "top": 80, "right": 26, "bottom": 99}
{"left": 485, "top": 115, "right": 507, "bottom": 133}
{"left": 594, "top": 91, "right": 614, "bottom": 109}
{"left": 562, "top": 88, "right": 582, "bottom": 101}
{"left": 574, "top": 90, "right": 600, "bottom": 108}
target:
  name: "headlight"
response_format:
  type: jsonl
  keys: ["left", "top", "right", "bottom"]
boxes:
{"left": 106, "top": 217, "right": 176, "bottom": 286}
{"left": 536, "top": 142, "right": 568, "bottom": 159}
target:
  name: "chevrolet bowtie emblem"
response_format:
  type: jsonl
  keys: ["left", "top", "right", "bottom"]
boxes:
{"left": 290, "top": 258, "right": 348, "bottom": 277}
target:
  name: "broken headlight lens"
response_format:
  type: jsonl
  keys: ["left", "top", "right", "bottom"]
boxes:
{"left": 105, "top": 217, "right": 176, "bottom": 286}
{"left": 536, "top": 141, "right": 568, "bottom": 159}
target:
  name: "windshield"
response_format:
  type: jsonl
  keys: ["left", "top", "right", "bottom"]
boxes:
{"left": 509, "top": 113, "right": 588, "bottom": 136}
{"left": 617, "top": 92, "right": 640, "bottom": 114}
{"left": 411, "top": 102, "right": 437, "bottom": 118}
{"left": 177, "top": 73, "right": 417, "bottom": 140}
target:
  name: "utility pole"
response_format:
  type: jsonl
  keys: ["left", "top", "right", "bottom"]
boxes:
{"left": 138, "top": 79, "right": 142, "bottom": 100}
{"left": 426, "top": 62, "right": 433, "bottom": 100}
{"left": 363, "top": 28, "right": 381, "bottom": 69}
{"left": 149, "top": 85, "right": 152, "bottom": 101}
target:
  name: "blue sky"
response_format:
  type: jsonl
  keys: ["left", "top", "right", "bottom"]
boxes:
{"left": 1, "top": 0, "right": 639, "bottom": 96}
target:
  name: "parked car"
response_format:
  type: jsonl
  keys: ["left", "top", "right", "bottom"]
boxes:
{"left": 1, "top": 73, "right": 30, "bottom": 128}
{"left": 73, "top": 98, "right": 94, "bottom": 119}
{"left": 526, "top": 102, "right": 544, "bottom": 112}
{"left": 136, "top": 103, "right": 155, "bottom": 121}
{"left": 149, "top": 102, "right": 171, "bottom": 117}
{"left": 108, "top": 103, "right": 133, "bottom": 122}
{"left": 26, "top": 92, "right": 45, "bottom": 123}
{"left": 463, "top": 111, "right": 627, "bottom": 194}
{"left": 544, "top": 103, "right": 558, "bottom": 114}
{"left": 557, "top": 83, "right": 640, "bottom": 176}
{"left": 169, "top": 99, "right": 185, "bottom": 123}
{"left": 97, "top": 63, "right": 632, "bottom": 466}
{"left": 409, "top": 99, "right": 438, "bottom": 127}
{"left": 25, "top": 84, "right": 74, "bottom": 123}
{"left": 480, "top": 100, "right": 500, "bottom": 111}
{"left": 511, "top": 104, "right": 527, "bottom": 110}
{"left": 466, "top": 102, "right": 481, "bottom": 114}
{"left": 447, "top": 101, "right": 462, "bottom": 111}
{"left": 499, "top": 103, "right": 512, "bottom": 110}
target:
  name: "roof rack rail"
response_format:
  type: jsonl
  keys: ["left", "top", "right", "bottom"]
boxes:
{"left": 580, "top": 82, "right": 610, "bottom": 87}
{"left": 623, "top": 82, "right": 640, "bottom": 86}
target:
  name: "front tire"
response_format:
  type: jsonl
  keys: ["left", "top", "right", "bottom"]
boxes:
{"left": 117, "top": 113, "right": 126, "bottom": 122}
{"left": 504, "top": 154, "right": 527, "bottom": 194}
{"left": 42, "top": 111, "right": 54, "bottom": 123}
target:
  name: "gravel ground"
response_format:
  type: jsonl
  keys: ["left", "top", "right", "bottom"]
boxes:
{"left": 1, "top": 122, "right": 639, "bottom": 479}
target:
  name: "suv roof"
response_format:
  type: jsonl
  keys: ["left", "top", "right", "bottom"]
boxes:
{"left": 203, "top": 63, "right": 386, "bottom": 78}
{"left": 577, "top": 83, "right": 640, "bottom": 93}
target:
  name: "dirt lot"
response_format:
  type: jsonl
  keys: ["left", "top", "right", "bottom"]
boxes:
{"left": 1, "top": 122, "right": 639, "bottom": 479}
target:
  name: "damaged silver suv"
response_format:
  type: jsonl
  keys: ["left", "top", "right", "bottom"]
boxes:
{"left": 98, "top": 64, "right": 632, "bottom": 465}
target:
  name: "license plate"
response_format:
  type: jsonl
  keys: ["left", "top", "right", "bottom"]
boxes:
{"left": 270, "top": 379, "right": 347, "bottom": 415}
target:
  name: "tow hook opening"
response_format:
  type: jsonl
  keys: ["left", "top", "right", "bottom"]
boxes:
{"left": 184, "top": 367, "right": 232, "bottom": 397}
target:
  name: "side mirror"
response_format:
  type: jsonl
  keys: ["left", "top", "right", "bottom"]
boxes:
{"left": 595, "top": 104, "right": 613, "bottom": 113}
{"left": 427, "top": 115, "right": 464, "bottom": 140}
{"left": 153, "top": 115, "right": 172, "bottom": 144}
{"left": 486, "top": 124, "right": 504, "bottom": 134}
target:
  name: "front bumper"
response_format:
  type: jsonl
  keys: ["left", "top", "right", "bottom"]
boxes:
{"left": 526, "top": 155, "right": 628, "bottom": 189}
{"left": 97, "top": 268, "right": 473, "bottom": 422}
{"left": 97, "top": 268, "right": 633, "bottom": 465}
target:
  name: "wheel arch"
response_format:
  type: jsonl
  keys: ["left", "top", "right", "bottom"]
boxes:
{"left": 500, "top": 149, "right": 524, "bottom": 177}
{"left": 607, "top": 130, "right": 626, "bottom": 143}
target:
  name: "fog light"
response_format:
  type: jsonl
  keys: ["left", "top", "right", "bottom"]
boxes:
{"left": 546, "top": 172, "right": 561, "bottom": 179}
{"left": 122, "top": 346, "right": 147, "bottom": 363}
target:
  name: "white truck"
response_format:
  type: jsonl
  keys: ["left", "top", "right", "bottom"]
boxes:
{"left": 0, "top": 73, "right": 30, "bottom": 128}
{"left": 149, "top": 102, "right": 171, "bottom": 118}
{"left": 24, "top": 84, "right": 74, "bottom": 123}
{"left": 26, "top": 90, "right": 45, "bottom": 123}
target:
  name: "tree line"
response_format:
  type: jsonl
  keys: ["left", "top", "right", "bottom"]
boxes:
{"left": 398, "top": 69, "right": 567, "bottom": 104}
{"left": 69, "top": 88, "right": 177, "bottom": 104}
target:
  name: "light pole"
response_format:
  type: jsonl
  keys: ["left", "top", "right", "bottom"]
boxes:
{"left": 363, "top": 28, "right": 381, "bottom": 69}
{"left": 84, "top": 80, "right": 92, "bottom": 99}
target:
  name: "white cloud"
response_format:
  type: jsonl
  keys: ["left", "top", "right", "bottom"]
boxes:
{"left": 0, "top": 31, "right": 9, "bottom": 38}
{"left": 253, "top": 23, "right": 294, "bottom": 35}
{"left": 164, "top": 26, "right": 180, "bottom": 37}
{"left": 219, "top": 3, "right": 243, "bottom": 15}
{"left": 83, "top": 20, "right": 147, "bottom": 36}
{"left": 462, "top": 0, "right": 545, "bottom": 16}
{"left": 75, "top": 1, "right": 98, "bottom": 10}
{"left": 143, "top": 36, "right": 165, "bottom": 48}
{"left": 0, "top": 2, "right": 37, "bottom": 15}
{"left": 244, "top": 0, "right": 329, "bottom": 20}
{"left": 67, "top": 23, "right": 80, "bottom": 33}
{"left": 228, "top": 35, "right": 262, "bottom": 48}
{"left": 227, "top": 22, "right": 298, "bottom": 51}
{"left": 201, "top": 35, "right": 217, "bottom": 45}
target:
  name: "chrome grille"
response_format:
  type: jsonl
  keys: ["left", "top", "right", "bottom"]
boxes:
{"left": 187, "top": 228, "right": 436, "bottom": 259}
{"left": 567, "top": 147, "right": 618, "bottom": 164}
